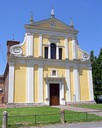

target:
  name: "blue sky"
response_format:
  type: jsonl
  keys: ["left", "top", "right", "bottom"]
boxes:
{"left": 0, "top": 0, "right": 102, "bottom": 74}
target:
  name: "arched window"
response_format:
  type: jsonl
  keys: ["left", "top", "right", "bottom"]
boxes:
{"left": 51, "top": 43, "right": 56, "bottom": 59}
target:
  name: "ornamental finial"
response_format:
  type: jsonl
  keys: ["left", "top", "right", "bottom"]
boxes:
{"left": 51, "top": 6, "right": 55, "bottom": 18}
{"left": 70, "top": 18, "right": 74, "bottom": 28}
{"left": 29, "top": 12, "right": 34, "bottom": 24}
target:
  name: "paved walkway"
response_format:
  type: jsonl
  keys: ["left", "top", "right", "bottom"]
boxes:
{"left": 26, "top": 122, "right": 102, "bottom": 128}
{"left": 53, "top": 105, "right": 102, "bottom": 116}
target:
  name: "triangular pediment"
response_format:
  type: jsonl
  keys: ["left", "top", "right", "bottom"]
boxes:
{"left": 25, "top": 18, "right": 78, "bottom": 34}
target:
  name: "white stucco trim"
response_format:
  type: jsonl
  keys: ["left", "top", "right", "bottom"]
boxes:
{"left": 64, "top": 38, "right": 68, "bottom": 59}
{"left": 88, "top": 67, "right": 94, "bottom": 101}
{"left": 8, "top": 62, "right": 14, "bottom": 103}
{"left": 38, "top": 64, "right": 43, "bottom": 102}
{"left": 73, "top": 67, "right": 80, "bottom": 101}
{"left": 26, "top": 33, "right": 34, "bottom": 56}
{"left": 26, "top": 64, "right": 34, "bottom": 103}
{"left": 48, "top": 45, "right": 51, "bottom": 59}
{"left": 39, "top": 34, "right": 43, "bottom": 57}
{"left": 65, "top": 68, "right": 71, "bottom": 102}
{"left": 72, "top": 38, "right": 76, "bottom": 59}
{"left": 45, "top": 80, "right": 49, "bottom": 105}
{"left": 56, "top": 46, "right": 59, "bottom": 59}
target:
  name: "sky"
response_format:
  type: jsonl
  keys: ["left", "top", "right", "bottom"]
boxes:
{"left": 0, "top": 0, "right": 102, "bottom": 75}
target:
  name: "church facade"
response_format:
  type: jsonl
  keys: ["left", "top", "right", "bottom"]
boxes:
{"left": 5, "top": 9, "right": 94, "bottom": 106}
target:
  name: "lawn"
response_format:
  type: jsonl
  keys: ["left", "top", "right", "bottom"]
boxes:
{"left": 0, "top": 106, "right": 102, "bottom": 128}
{"left": 76, "top": 104, "right": 102, "bottom": 110}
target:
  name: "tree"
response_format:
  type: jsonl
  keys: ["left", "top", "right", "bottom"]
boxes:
{"left": 90, "top": 48, "right": 102, "bottom": 102}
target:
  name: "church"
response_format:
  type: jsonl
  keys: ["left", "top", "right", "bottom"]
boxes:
{"left": 0, "top": 8, "right": 94, "bottom": 107}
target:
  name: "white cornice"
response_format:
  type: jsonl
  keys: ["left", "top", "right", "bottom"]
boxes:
{"left": 9, "top": 56, "right": 91, "bottom": 68}
{"left": 25, "top": 28, "right": 75, "bottom": 38}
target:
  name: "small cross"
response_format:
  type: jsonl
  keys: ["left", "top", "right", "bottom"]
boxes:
{"left": 12, "top": 34, "right": 15, "bottom": 41}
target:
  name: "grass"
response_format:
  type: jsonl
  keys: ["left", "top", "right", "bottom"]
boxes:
{"left": 76, "top": 104, "right": 102, "bottom": 110}
{"left": 0, "top": 106, "right": 102, "bottom": 128}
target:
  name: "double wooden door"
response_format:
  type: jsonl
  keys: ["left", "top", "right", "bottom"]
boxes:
{"left": 50, "top": 84, "right": 59, "bottom": 106}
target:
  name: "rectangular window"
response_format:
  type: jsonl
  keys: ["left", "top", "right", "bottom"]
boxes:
{"left": 59, "top": 48, "right": 62, "bottom": 60}
{"left": 45, "top": 47, "right": 48, "bottom": 59}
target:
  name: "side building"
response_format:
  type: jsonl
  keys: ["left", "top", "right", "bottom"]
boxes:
{"left": 1, "top": 9, "right": 94, "bottom": 107}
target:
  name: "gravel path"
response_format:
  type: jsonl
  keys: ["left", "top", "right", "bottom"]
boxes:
{"left": 53, "top": 105, "right": 102, "bottom": 116}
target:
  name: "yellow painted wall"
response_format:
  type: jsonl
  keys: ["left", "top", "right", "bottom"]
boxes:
{"left": 34, "top": 35, "right": 39, "bottom": 58}
{"left": 14, "top": 64, "right": 26, "bottom": 103}
{"left": 34, "top": 65, "right": 38, "bottom": 102}
{"left": 21, "top": 42, "right": 26, "bottom": 56}
{"left": 77, "top": 48, "right": 82, "bottom": 60}
{"left": 70, "top": 67, "right": 74, "bottom": 101}
{"left": 68, "top": 38, "right": 73, "bottom": 60}
{"left": 79, "top": 68, "right": 89, "bottom": 101}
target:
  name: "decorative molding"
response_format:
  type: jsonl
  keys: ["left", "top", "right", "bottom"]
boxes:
{"left": 26, "top": 29, "right": 75, "bottom": 39}
{"left": 10, "top": 34, "right": 27, "bottom": 56}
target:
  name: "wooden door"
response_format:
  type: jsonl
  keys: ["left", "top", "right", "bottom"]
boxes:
{"left": 50, "top": 84, "right": 59, "bottom": 106}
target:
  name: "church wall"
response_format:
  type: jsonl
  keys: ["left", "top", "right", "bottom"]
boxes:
{"left": 79, "top": 68, "right": 90, "bottom": 101}
{"left": 68, "top": 38, "right": 73, "bottom": 60}
{"left": 70, "top": 67, "right": 74, "bottom": 101}
{"left": 14, "top": 64, "right": 26, "bottom": 103}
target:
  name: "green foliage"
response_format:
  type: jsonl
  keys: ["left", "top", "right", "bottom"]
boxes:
{"left": 90, "top": 48, "right": 102, "bottom": 101}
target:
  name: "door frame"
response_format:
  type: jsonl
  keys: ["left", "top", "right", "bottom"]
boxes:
{"left": 45, "top": 80, "right": 65, "bottom": 106}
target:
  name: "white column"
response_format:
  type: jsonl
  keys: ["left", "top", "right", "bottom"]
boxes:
{"left": 26, "top": 63, "right": 34, "bottom": 103}
{"left": 39, "top": 34, "right": 43, "bottom": 57}
{"left": 45, "top": 80, "right": 49, "bottom": 105}
{"left": 48, "top": 45, "right": 51, "bottom": 59}
{"left": 73, "top": 67, "right": 80, "bottom": 101}
{"left": 72, "top": 37, "right": 77, "bottom": 59}
{"left": 8, "top": 62, "right": 14, "bottom": 103}
{"left": 65, "top": 68, "right": 71, "bottom": 102}
{"left": 88, "top": 67, "right": 94, "bottom": 101}
{"left": 64, "top": 38, "right": 68, "bottom": 59}
{"left": 60, "top": 82, "right": 65, "bottom": 105}
{"left": 26, "top": 33, "right": 34, "bottom": 56}
{"left": 56, "top": 46, "right": 59, "bottom": 59}
{"left": 38, "top": 64, "right": 43, "bottom": 102}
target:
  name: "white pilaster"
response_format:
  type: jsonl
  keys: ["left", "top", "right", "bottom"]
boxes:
{"left": 60, "top": 82, "right": 65, "bottom": 105}
{"left": 64, "top": 38, "right": 68, "bottom": 59}
{"left": 26, "top": 33, "right": 34, "bottom": 56}
{"left": 45, "top": 81, "right": 49, "bottom": 105}
{"left": 26, "top": 63, "right": 34, "bottom": 103}
{"left": 8, "top": 62, "right": 14, "bottom": 103}
{"left": 88, "top": 67, "right": 94, "bottom": 101}
{"left": 48, "top": 45, "right": 51, "bottom": 59}
{"left": 38, "top": 64, "right": 43, "bottom": 102}
{"left": 39, "top": 34, "right": 43, "bottom": 57}
{"left": 73, "top": 67, "right": 80, "bottom": 101}
{"left": 56, "top": 46, "right": 59, "bottom": 59}
{"left": 72, "top": 37, "right": 77, "bottom": 59}
{"left": 65, "top": 68, "right": 71, "bottom": 102}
